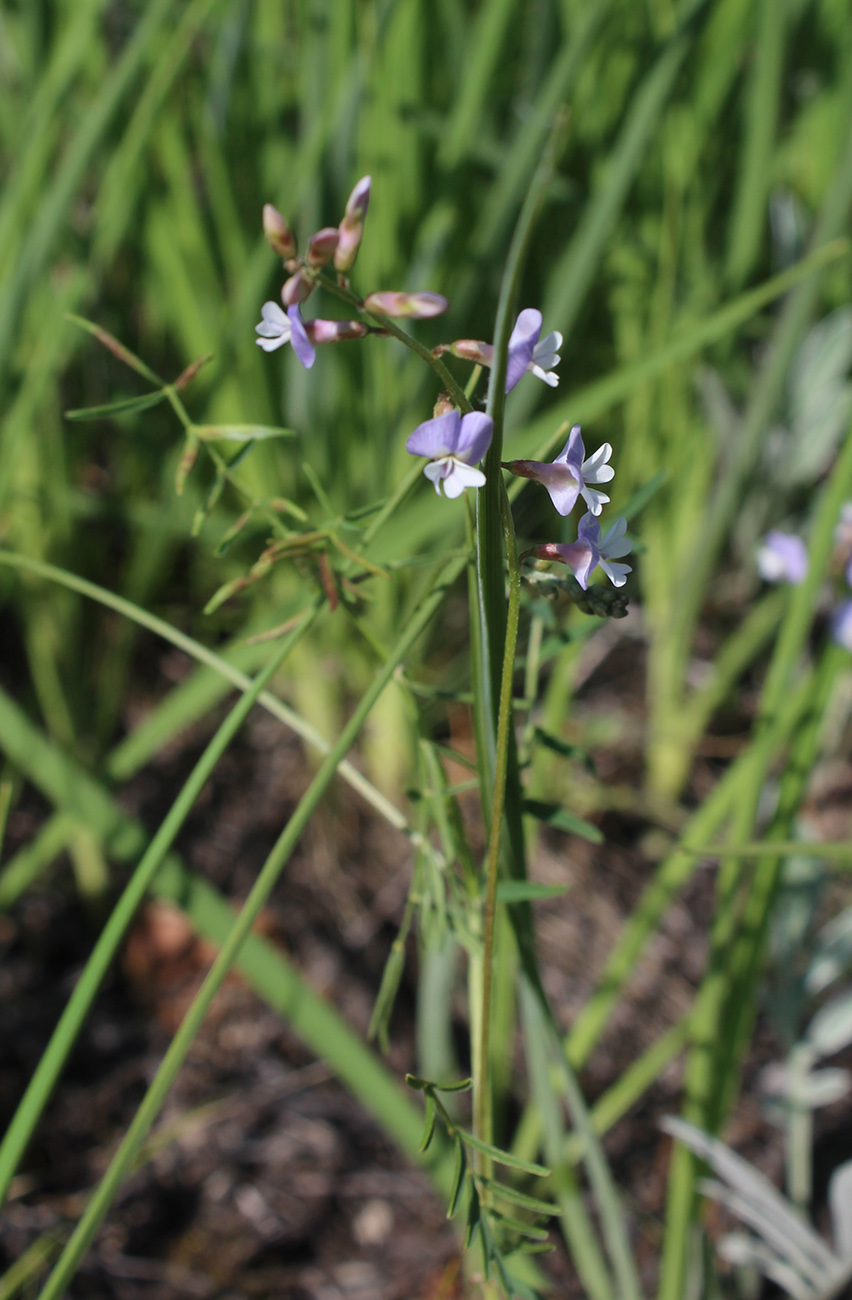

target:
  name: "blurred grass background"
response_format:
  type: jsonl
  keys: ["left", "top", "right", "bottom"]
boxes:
{"left": 1, "top": 0, "right": 851, "bottom": 805}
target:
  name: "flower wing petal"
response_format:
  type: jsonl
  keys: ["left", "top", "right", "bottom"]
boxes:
{"left": 599, "top": 559, "right": 631, "bottom": 588}
{"left": 579, "top": 485, "right": 610, "bottom": 516}
{"left": 443, "top": 460, "right": 486, "bottom": 498}
{"left": 582, "top": 443, "right": 614, "bottom": 481}
{"left": 529, "top": 364, "right": 559, "bottom": 386}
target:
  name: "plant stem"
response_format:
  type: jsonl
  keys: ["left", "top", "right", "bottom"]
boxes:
{"left": 317, "top": 272, "right": 473, "bottom": 413}
{"left": 474, "top": 485, "right": 522, "bottom": 1166}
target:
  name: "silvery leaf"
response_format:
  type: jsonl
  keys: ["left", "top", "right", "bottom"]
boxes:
{"left": 699, "top": 1179, "right": 834, "bottom": 1287}
{"left": 829, "top": 1160, "right": 852, "bottom": 1261}
{"left": 663, "top": 1118, "right": 837, "bottom": 1275}
{"left": 806, "top": 907, "right": 852, "bottom": 995}
{"left": 718, "top": 1233, "right": 817, "bottom": 1300}
{"left": 807, "top": 991, "right": 852, "bottom": 1059}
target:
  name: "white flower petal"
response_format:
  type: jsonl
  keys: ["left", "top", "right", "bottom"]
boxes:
{"left": 255, "top": 334, "right": 290, "bottom": 351}
{"left": 582, "top": 443, "right": 614, "bottom": 479}
{"left": 533, "top": 333, "right": 562, "bottom": 367}
{"left": 443, "top": 460, "right": 486, "bottom": 497}
{"left": 580, "top": 485, "right": 610, "bottom": 516}
{"left": 260, "top": 300, "right": 289, "bottom": 327}
{"left": 529, "top": 363, "right": 560, "bottom": 386}
{"left": 599, "top": 558, "right": 631, "bottom": 587}
{"left": 424, "top": 458, "right": 452, "bottom": 492}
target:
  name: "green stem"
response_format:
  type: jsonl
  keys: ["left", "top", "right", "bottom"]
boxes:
{"left": 474, "top": 485, "right": 522, "bottom": 1164}
{"left": 317, "top": 272, "right": 473, "bottom": 413}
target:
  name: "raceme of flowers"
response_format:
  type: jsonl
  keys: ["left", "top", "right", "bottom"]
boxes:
{"left": 253, "top": 176, "right": 449, "bottom": 367}
{"left": 253, "top": 178, "right": 632, "bottom": 592}
{"left": 757, "top": 507, "right": 852, "bottom": 650}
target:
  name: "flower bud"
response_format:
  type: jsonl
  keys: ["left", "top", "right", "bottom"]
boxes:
{"left": 262, "top": 203, "right": 297, "bottom": 260}
{"left": 306, "top": 227, "right": 340, "bottom": 268}
{"left": 503, "top": 459, "right": 542, "bottom": 481}
{"left": 334, "top": 176, "right": 371, "bottom": 272}
{"left": 281, "top": 270, "right": 314, "bottom": 306}
{"left": 432, "top": 393, "right": 455, "bottom": 418}
{"left": 435, "top": 339, "right": 494, "bottom": 365}
{"left": 362, "top": 291, "right": 449, "bottom": 319}
{"left": 304, "top": 319, "right": 368, "bottom": 344}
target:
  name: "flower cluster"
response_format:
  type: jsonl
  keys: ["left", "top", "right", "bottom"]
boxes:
{"left": 757, "top": 507, "right": 852, "bottom": 649}
{"left": 253, "top": 178, "right": 632, "bottom": 595}
{"left": 407, "top": 308, "right": 632, "bottom": 591}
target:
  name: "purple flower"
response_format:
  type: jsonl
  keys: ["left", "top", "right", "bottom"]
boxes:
{"left": 505, "top": 309, "right": 563, "bottom": 392}
{"left": 832, "top": 601, "right": 852, "bottom": 651}
{"left": 505, "top": 424, "right": 614, "bottom": 517}
{"left": 406, "top": 409, "right": 494, "bottom": 499}
{"left": 534, "top": 513, "right": 632, "bottom": 590}
{"left": 254, "top": 302, "right": 316, "bottom": 369}
{"left": 435, "top": 312, "right": 562, "bottom": 391}
{"left": 757, "top": 531, "right": 808, "bottom": 585}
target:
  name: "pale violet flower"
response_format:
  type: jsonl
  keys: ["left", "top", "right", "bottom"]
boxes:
{"left": 534, "top": 513, "right": 632, "bottom": 590}
{"left": 255, "top": 302, "right": 316, "bottom": 368}
{"left": 756, "top": 531, "right": 808, "bottom": 584}
{"left": 436, "top": 309, "right": 562, "bottom": 392}
{"left": 406, "top": 409, "right": 493, "bottom": 499}
{"left": 505, "top": 308, "right": 562, "bottom": 392}
{"left": 505, "top": 424, "right": 614, "bottom": 516}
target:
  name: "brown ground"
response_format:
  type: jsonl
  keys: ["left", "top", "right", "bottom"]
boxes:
{"left": 2, "top": 625, "right": 852, "bottom": 1298}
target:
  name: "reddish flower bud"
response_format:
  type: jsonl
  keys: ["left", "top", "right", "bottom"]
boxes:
{"left": 334, "top": 176, "right": 371, "bottom": 272}
{"left": 281, "top": 270, "right": 314, "bottom": 306}
{"left": 306, "top": 227, "right": 340, "bottom": 268}
{"left": 262, "top": 203, "right": 297, "bottom": 260}
{"left": 432, "top": 393, "right": 455, "bottom": 417}
{"left": 362, "top": 291, "right": 449, "bottom": 319}
{"left": 304, "top": 319, "right": 368, "bottom": 344}
{"left": 445, "top": 339, "right": 494, "bottom": 365}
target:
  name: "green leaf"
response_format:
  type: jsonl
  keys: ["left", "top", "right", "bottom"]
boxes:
{"left": 461, "top": 1132, "right": 550, "bottom": 1176}
{"left": 496, "top": 881, "right": 571, "bottom": 904}
{"left": 64, "top": 390, "right": 169, "bottom": 421}
{"left": 464, "top": 1180, "right": 481, "bottom": 1248}
{"left": 448, "top": 1137, "right": 467, "bottom": 1218}
{"left": 489, "top": 1211, "right": 551, "bottom": 1243}
{"left": 480, "top": 1177, "right": 563, "bottom": 1217}
{"left": 522, "top": 800, "right": 604, "bottom": 844}
{"left": 420, "top": 1092, "right": 437, "bottom": 1153}
{"left": 533, "top": 728, "right": 596, "bottom": 773}
{"left": 406, "top": 1073, "right": 472, "bottom": 1093}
